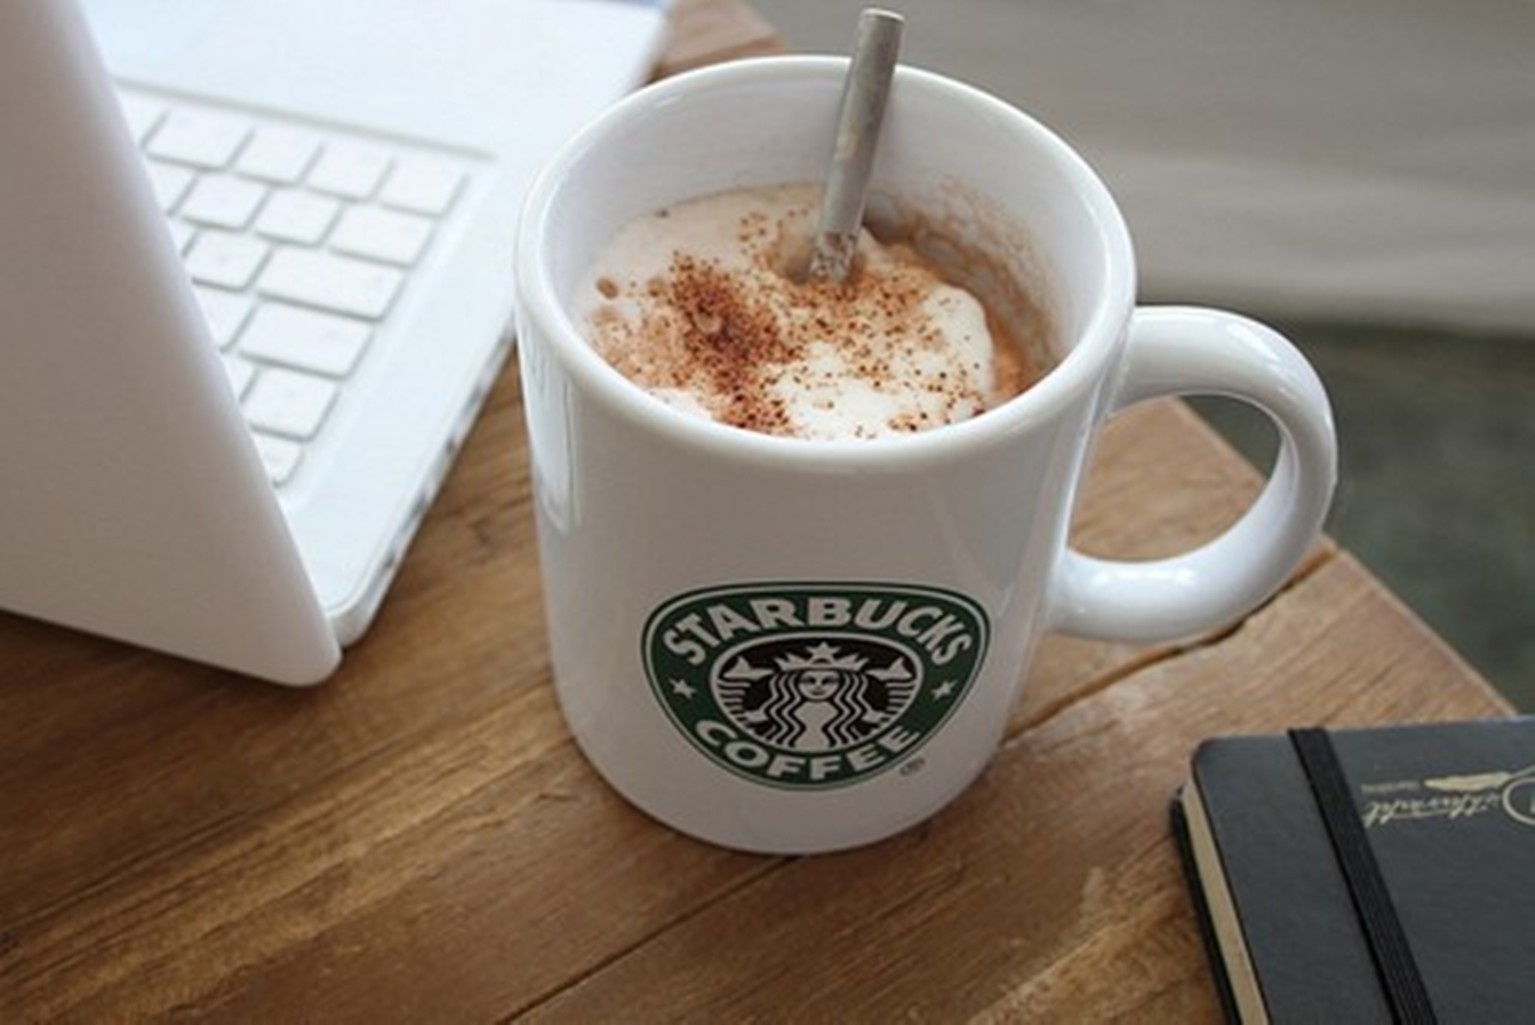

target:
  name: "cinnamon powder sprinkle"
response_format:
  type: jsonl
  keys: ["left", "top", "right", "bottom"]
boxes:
{"left": 664, "top": 254, "right": 796, "bottom": 434}
{"left": 583, "top": 185, "right": 1040, "bottom": 439}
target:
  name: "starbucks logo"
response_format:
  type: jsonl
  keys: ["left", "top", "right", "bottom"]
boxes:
{"left": 642, "top": 584, "right": 989, "bottom": 789}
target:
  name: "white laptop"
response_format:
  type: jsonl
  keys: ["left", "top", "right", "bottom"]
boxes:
{"left": 0, "top": 0, "right": 668, "bottom": 684}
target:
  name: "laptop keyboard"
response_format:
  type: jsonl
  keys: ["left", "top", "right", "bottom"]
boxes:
{"left": 116, "top": 87, "right": 476, "bottom": 486}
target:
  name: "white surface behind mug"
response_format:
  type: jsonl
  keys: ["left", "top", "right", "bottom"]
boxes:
{"left": 515, "top": 58, "right": 1336, "bottom": 854}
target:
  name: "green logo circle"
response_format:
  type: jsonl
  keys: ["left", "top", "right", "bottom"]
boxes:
{"left": 642, "top": 584, "right": 990, "bottom": 789}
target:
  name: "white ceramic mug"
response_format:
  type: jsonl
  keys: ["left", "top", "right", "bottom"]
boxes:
{"left": 515, "top": 58, "right": 1336, "bottom": 854}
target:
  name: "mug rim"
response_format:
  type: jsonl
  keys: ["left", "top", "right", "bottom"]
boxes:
{"left": 516, "top": 56, "right": 1137, "bottom": 468}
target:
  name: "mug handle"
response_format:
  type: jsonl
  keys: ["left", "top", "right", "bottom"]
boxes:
{"left": 1047, "top": 306, "right": 1338, "bottom": 642}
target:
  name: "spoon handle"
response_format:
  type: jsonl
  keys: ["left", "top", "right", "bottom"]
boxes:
{"left": 808, "top": 8, "right": 904, "bottom": 283}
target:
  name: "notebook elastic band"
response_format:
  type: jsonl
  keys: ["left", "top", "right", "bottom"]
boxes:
{"left": 1289, "top": 727, "right": 1438, "bottom": 1025}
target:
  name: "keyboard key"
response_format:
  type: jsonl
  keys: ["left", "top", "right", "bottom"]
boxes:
{"left": 194, "top": 286, "right": 255, "bottom": 348}
{"left": 254, "top": 190, "right": 341, "bottom": 245}
{"left": 185, "top": 231, "right": 271, "bottom": 289}
{"left": 237, "top": 125, "right": 322, "bottom": 184}
{"left": 380, "top": 158, "right": 465, "bottom": 215}
{"left": 221, "top": 354, "right": 256, "bottom": 398}
{"left": 180, "top": 176, "right": 269, "bottom": 230}
{"left": 243, "top": 368, "right": 338, "bottom": 439}
{"left": 146, "top": 109, "right": 251, "bottom": 169}
{"left": 117, "top": 94, "right": 165, "bottom": 145}
{"left": 257, "top": 248, "right": 403, "bottom": 319}
{"left": 250, "top": 432, "right": 304, "bottom": 485}
{"left": 330, "top": 207, "right": 434, "bottom": 266}
{"left": 307, "top": 143, "right": 391, "bottom": 199}
{"left": 239, "top": 302, "right": 372, "bottom": 377}
{"left": 145, "top": 161, "right": 195, "bottom": 211}
{"left": 167, "top": 221, "right": 196, "bottom": 253}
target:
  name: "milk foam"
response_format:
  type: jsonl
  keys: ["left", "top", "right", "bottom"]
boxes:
{"left": 578, "top": 184, "right": 1029, "bottom": 440}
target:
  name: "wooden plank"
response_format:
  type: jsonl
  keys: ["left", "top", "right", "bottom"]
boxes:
{"left": 653, "top": 0, "right": 784, "bottom": 79}
{"left": 518, "top": 555, "right": 1508, "bottom": 1023}
{"left": 3, "top": 550, "right": 1501, "bottom": 1020}
{"left": 0, "top": 683, "right": 770, "bottom": 1019}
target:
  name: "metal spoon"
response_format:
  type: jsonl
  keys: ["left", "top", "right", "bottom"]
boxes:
{"left": 805, "top": 8, "right": 904, "bottom": 284}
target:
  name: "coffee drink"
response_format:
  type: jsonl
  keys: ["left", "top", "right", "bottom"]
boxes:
{"left": 576, "top": 184, "right": 1051, "bottom": 440}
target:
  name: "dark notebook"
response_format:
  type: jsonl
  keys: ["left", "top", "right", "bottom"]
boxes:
{"left": 1171, "top": 717, "right": 1535, "bottom": 1024}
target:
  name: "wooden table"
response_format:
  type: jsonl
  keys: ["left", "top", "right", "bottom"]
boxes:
{"left": 0, "top": 2, "right": 1512, "bottom": 1020}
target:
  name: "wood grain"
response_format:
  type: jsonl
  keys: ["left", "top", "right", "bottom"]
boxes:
{"left": 518, "top": 555, "right": 1505, "bottom": 1024}
{"left": 654, "top": 0, "right": 783, "bottom": 79}
{"left": 0, "top": 4, "right": 1511, "bottom": 1022}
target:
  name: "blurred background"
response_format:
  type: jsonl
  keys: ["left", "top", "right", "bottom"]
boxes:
{"left": 758, "top": 0, "right": 1535, "bottom": 709}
